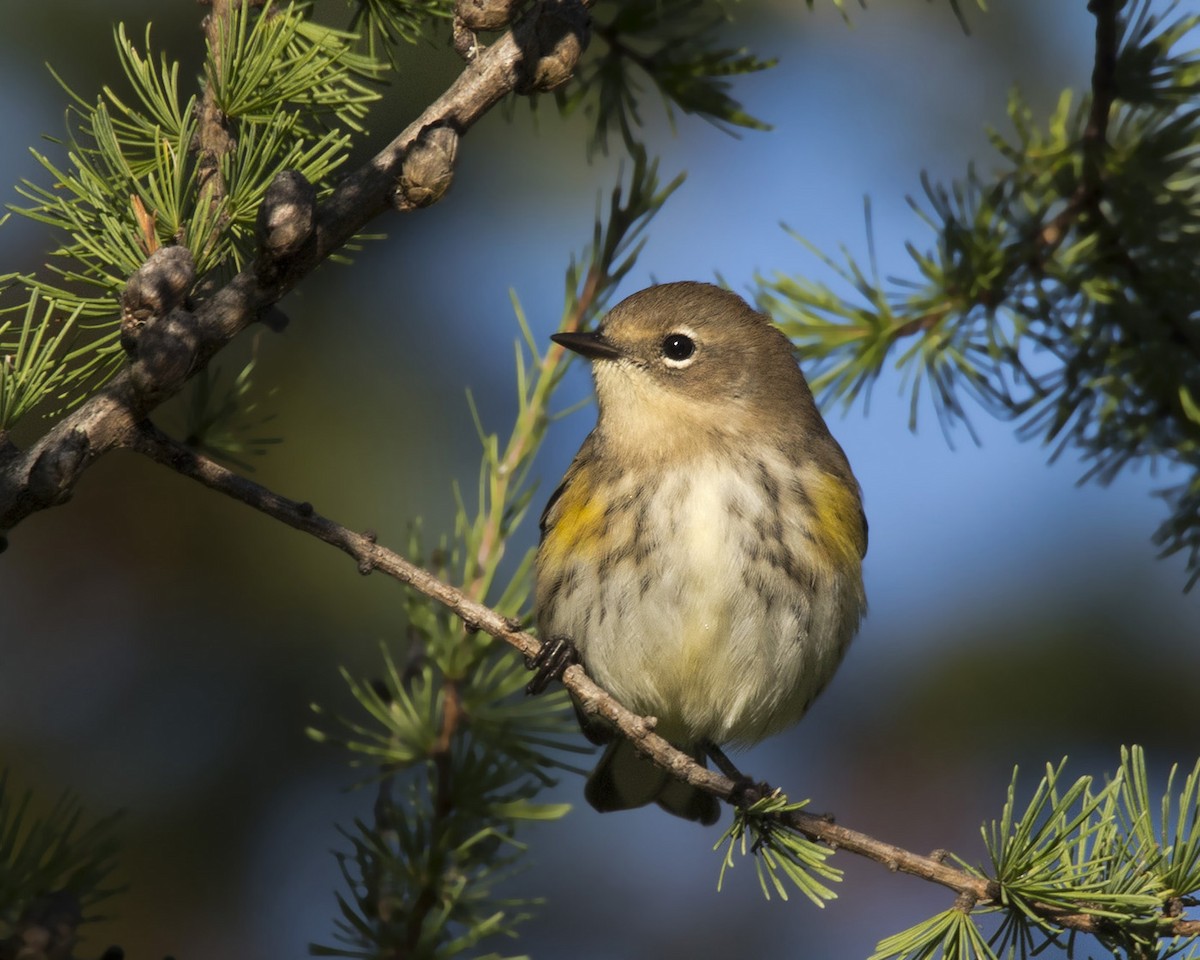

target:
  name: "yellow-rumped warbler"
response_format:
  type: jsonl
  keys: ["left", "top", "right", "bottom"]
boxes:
{"left": 532, "top": 281, "right": 867, "bottom": 825}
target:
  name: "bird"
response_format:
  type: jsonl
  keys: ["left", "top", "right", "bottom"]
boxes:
{"left": 532, "top": 281, "right": 867, "bottom": 825}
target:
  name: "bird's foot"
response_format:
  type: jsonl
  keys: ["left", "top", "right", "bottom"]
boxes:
{"left": 704, "top": 741, "right": 774, "bottom": 808}
{"left": 525, "top": 635, "right": 580, "bottom": 695}
{"left": 730, "top": 777, "right": 776, "bottom": 809}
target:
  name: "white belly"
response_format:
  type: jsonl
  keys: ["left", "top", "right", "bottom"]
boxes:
{"left": 545, "top": 463, "right": 856, "bottom": 746}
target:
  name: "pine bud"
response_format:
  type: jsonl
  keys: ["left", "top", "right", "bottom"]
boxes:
{"left": 396, "top": 125, "right": 460, "bottom": 211}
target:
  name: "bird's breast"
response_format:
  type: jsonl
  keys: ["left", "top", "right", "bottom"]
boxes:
{"left": 536, "top": 455, "right": 864, "bottom": 746}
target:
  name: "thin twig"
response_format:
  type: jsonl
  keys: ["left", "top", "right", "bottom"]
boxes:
{"left": 1084, "top": 0, "right": 1119, "bottom": 150}
{"left": 126, "top": 419, "right": 1200, "bottom": 942}
{"left": 1035, "top": 0, "right": 1119, "bottom": 252}
{"left": 400, "top": 677, "right": 460, "bottom": 953}
{"left": 462, "top": 279, "right": 594, "bottom": 601}
{"left": 196, "top": 0, "right": 237, "bottom": 216}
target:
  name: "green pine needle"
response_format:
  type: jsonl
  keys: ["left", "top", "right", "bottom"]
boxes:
{"left": 3, "top": 4, "right": 386, "bottom": 413}
{"left": 170, "top": 338, "right": 281, "bottom": 471}
{"left": 715, "top": 792, "right": 841, "bottom": 905}
{"left": 553, "top": 0, "right": 776, "bottom": 156}
{"left": 0, "top": 772, "right": 123, "bottom": 925}
{"left": 870, "top": 908, "right": 998, "bottom": 960}
{"left": 349, "top": 0, "right": 456, "bottom": 65}
{"left": 0, "top": 293, "right": 87, "bottom": 429}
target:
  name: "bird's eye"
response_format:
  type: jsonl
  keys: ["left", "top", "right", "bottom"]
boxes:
{"left": 661, "top": 332, "right": 696, "bottom": 366}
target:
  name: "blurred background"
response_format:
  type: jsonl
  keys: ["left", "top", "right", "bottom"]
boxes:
{"left": 1, "top": 0, "right": 1197, "bottom": 957}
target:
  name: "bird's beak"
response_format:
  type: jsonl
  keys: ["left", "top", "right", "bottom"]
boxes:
{"left": 551, "top": 330, "right": 623, "bottom": 361}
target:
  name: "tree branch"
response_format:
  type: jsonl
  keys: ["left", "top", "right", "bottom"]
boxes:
{"left": 1035, "top": 0, "right": 1118, "bottom": 252}
{"left": 0, "top": 0, "right": 590, "bottom": 541}
{"left": 125, "top": 419, "right": 1200, "bottom": 943}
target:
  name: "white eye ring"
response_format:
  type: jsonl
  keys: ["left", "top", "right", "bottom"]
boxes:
{"left": 661, "top": 327, "right": 698, "bottom": 369}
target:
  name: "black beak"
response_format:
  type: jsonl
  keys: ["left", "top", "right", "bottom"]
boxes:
{"left": 551, "top": 330, "right": 623, "bottom": 361}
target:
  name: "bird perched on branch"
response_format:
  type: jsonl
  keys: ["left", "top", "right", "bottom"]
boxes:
{"left": 532, "top": 281, "right": 867, "bottom": 825}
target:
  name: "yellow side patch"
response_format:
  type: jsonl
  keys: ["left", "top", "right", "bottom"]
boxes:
{"left": 541, "top": 469, "right": 607, "bottom": 567}
{"left": 806, "top": 469, "right": 866, "bottom": 568}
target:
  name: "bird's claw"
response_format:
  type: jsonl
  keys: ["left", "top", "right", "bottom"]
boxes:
{"left": 525, "top": 635, "right": 580, "bottom": 695}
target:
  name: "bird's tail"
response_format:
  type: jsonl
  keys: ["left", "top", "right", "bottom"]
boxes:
{"left": 584, "top": 739, "right": 720, "bottom": 825}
